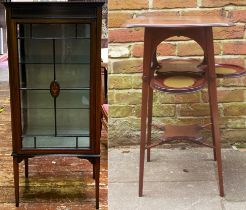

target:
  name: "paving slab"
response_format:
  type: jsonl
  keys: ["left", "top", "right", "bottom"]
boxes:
{"left": 109, "top": 147, "right": 246, "bottom": 210}
{"left": 109, "top": 150, "right": 216, "bottom": 183}
{"left": 222, "top": 200, "right": 246, "bottom": 210}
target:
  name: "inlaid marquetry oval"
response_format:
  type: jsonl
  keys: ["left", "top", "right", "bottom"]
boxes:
{"left": 50, "top": 80, "right": 60, "bottom": 98}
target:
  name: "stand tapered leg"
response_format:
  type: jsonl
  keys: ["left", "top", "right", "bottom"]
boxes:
{"left": 139, "top": 28, "right": 153, "bottom": 197}
{"left": 147, "top": 87, "right": 153, "bottom": 162}
{"left": 206, "top": 27, "right": 224, "bottom": 196}
{"left": 24, "top": 158, "right": 28, "bottom": 178}
{"left": 139, "top": 84, "right": 148, "bottom": 197}
{"left": 95, "top": 158, "right": 100, "bottom": 209}
{"left": 13, "top": 157, "right": 19, "bottom": 207}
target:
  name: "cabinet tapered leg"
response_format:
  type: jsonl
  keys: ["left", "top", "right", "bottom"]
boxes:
{"left": 13, "top": 157, "right": 19, "bottom": 207}
{"left": 95, "top": 158, "right": 100, "bottom": 209}
{"left": 24, "top": 158, "right": 28, "bottom": 178}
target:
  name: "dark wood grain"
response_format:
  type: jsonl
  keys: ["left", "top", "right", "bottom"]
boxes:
{"left": 3, "top": 2, "right": 104, "bottom": 208}
{"left": 135, "top": 19, "right": 227, "bottom": 198}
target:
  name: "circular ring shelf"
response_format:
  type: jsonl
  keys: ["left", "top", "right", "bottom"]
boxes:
{"left": 150, "top": 72, "right": 207, "bottom": 93}
{"left": 215, "top": 64, "right": 246, "bottom": 78}
{"left": 155, "top": 58, "right": 205, "bottom": 74}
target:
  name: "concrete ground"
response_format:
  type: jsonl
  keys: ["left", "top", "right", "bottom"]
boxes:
{"left": 109, "top": 147, "right": 246, "bottom": 210}
{"left": 0, "top": 61, "right": 108, "bottom": 209}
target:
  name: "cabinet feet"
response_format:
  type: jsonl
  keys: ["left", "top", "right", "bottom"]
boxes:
{"left": 13, "top": 157, "right": 19, "bottom": 207}
{"left": 24, "top": 158, "right": 29, "bottom": 178}
{"left": 95, "top": 158, "right": 100, "bottom": 209}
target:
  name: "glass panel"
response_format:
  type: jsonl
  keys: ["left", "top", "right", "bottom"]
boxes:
{"left": 22, "top": 108, "right": 55, "bottom": 136}
{"left": 22, "top": 137, "right": 35, "bottom": 148}
{"left": 77, "top": 24, "right": 90, "bottom": 38}
{"left": 17, "top": 23, "right": 91, "bottom": 149}
{"left": 56, "top": 64, "right": 90, "bottom": 88}
{"left": 22, "top": 136, "right": 90, "bottom": 149}
{"left": 19, "top": 64, "right": 53, "bottom": 88}
{"left": 19, "top": 39, "right": 53, "bottom": 63}
{"left": 17, "top": 24, "right": 30, "bottom": 38}
{"left": 78, "top": 137, "right": 90, "bottom": 148}
{"left": 31, "top": 24, "right": 76, "bottom": 38}
{"left": 36, "top": 136, "right": 76, "bottom": 148}
{"left": 57, "top": 90, "right": 89, "bottom": 109}
{"left": 18, "top": 24, "right": 90, "bottom": 39}
{"left": 55, "top": 39, "right": 90, "bottom": 63}
{"left": 56, "top": 109, "right": 89, "bottom": 136}
{"left": 21, "top": 90, "right": 53, "bottom": 109}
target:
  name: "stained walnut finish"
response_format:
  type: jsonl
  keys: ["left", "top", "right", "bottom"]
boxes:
{"left": 2, "top": 1, "right": 105, "bottom": 209}
{"left": 124, "top": 15, "right": 235, "bottom": 198}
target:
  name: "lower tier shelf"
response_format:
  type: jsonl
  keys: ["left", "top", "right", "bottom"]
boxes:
{"left": 146, "top": 124, "right": 212, "bottom": 149}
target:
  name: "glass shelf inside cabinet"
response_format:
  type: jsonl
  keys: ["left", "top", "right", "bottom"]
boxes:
{"left": 18, "top": 23, "right": 91, "bottom": 150}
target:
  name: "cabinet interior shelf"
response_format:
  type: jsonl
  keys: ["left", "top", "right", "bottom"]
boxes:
{"left": 20, "top": 87, "right": 90, "bottom": 90}
{"left": 19, "top": 62, "right": 90, "bottom": 65}
{"left": 17, "top": 37, "right": 90, "bottom": 40}
{"left": 22, "top": 107, "right": 90, "bottom": 110}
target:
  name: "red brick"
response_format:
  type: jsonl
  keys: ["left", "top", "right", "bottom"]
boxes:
{"left": 111, "top": 59, "right": 143, "bottom": 73}
{"left": 132, "top": 43, "right": 176, "bottom": 57}
{"left": 201, "top": 0, "right": 246, "bottom": 7}
{"left": 182, "top": 9, "right": 223, "bottom": 16}
{"left": 222, "top": 77, "right": 246, "bottom": 87}
{"left": 167, "top": 36, "right": 190, "bottom": 41}
{"left": 223, "top": 103, "right": 246, "bottom": 116}
{"left": 215, "top": 57, "right": 245, "bottom": 67}
{"left": 134, "top": 104, "right": 176, "bottom": 117}
{"left": 213, "top": 25, "right": 245, "bottom": 40}
{"left": 157, "top": 43, "right": 177, "bottom": 56}
{"left": 177, "top": 42, "right": 221, "bottom": 56}
{"left": 110, "top": 105, "right": 134, "bottom": 118}
{"left": 109, "top": 12, "right": 133, "bottom": 28}
{"left": 174, "top": 93, "right": 201, "bottom": 103}
{"left": 202, "top": 89, "right": 244, "bottom": 103}
{"left": 109, "top": 28, "right": 144, "bottom": 43}
{"left": 229, "top": 10, "right": 246, "bottom": 23}
{"left": 131, "top": 44, "right": 144, "bottom": 57}
{"left": 109, "top": 75, "right": 133, "bottom": 89}
{"left": 114, "top": 91, "right": 142, "bottom": 105}
{"left": 109, "top": 0, "right": 148, "bottom": 10}
{"left": 223, "top": 41, "right": 246, "bottom": 55}
{"left": 139, "top": 11, "right": 180, "bottom": 17}
{"left": 153, "top": 0, "right": 196, "bottom": 9}
{"left": 179, "top": 103, "right": 210, "bottom": 117}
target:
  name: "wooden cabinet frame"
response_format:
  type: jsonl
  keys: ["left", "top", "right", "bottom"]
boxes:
{"left": 2, "top": 1, "right": 105, "bottom": 209}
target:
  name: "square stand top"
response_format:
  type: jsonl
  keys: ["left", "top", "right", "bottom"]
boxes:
{"left": 124, "top": 15, "right": 234, "bottom": 28}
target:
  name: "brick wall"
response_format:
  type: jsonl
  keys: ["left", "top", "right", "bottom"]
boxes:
{"left": 108, "top": 0, "right": 246, "bottom": 147}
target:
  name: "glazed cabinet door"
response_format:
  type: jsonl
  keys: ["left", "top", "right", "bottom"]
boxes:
{"left": 16, "top": 22, "right": 95, "bottom": 151}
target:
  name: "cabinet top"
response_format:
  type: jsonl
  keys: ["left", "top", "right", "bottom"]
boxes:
{"left": 2, "top": 0, "right": 105, "bottom": 18}
{"left": 1, "top": 0, "right": 105, "bottom": 4}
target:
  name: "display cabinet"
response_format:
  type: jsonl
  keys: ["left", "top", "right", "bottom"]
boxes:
{"left": 2, "top": 0, "right": 105, "bottom": 208}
